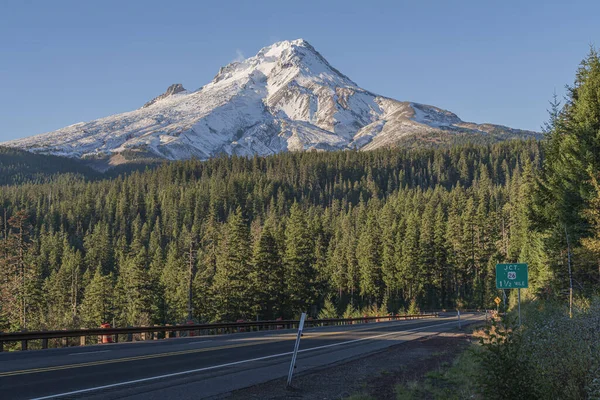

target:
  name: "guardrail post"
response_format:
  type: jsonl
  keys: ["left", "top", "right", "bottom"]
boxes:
{"left": 42, "top": 338, "right": 48, "bottom": 349}
{"left": 80, "top": 336, "right": 86, "bottom": 346}
{"left": 20, "top": 329, "right": 28, "bottom": 351}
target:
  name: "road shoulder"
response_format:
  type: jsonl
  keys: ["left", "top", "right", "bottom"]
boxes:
{"left": 221, "top": 324, "right": 482, "bottom": 400}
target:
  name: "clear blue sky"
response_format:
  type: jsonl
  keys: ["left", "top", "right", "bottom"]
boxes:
{"left": 1, "top": 0, "right": 598, "bottom": 141}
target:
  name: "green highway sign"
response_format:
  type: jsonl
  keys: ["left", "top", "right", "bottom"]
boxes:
{"left": 496, "top": 263, "right": 528, "bottom": 289}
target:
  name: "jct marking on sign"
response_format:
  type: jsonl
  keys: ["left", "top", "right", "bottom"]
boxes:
{"left": 496, "top": 263, "right": 528, "bottom": 289}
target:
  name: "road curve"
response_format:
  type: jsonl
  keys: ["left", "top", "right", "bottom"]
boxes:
{"left": 0, "top": 313, "right": 484, "bottom": 399}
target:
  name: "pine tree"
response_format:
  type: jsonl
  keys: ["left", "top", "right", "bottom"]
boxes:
{"left": 419, "top": 201, "right": 436, "bottom": 307}
{"left": 537, "top": 48, "right": 600, "bottom": 242}
{"left": 283, "top": 203, "right": 316, "bottom": 316}
{"left": 80, "top": 270, "right": 115, "bottom": 328}
{"left": 400, "top": 211, "right": 420, "bottom": 305}
{"left": 118, "top": 247, "right": 154, "bottom": 326}
{"left": 317, "top": 296, "right": 338, "bottom": 319}
{"left": 582, "top": 176, "right": 600, "bottom": 284}
{"left": 84, "top": 222, "right": 113, "bottom": 274}
{"left": 44, "top": 242, "right": 83, "bottom": 328}
{"left": 211, "top": 207, "right": 253, "bottom": 321}
{"left": 251, "top": 225, "right": 285, "bottom": 320}
{"left": 380, "top": 204, "right": 398, "bottom": 302}
{"left": 160, "top": 243, "right": 187, "bottom": 323}
{"left": 433, "top": 204, "right": 448, "bottom": 308}
{"left": 357, "top": 210, "right": 382, "bottom": 305}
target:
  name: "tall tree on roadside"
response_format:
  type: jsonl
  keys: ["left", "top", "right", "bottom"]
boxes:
{"left": 357, "top": 209, "right": 382, "bottom": 305}
{"left": 212, "top": 207, "right": 252, "bottom": 321}
{"left": 582, "top": 176, "right": 600, "bottom": 283}
{"left": 80, "top": 270, "right": 115, "bottom": 328}
{"left": 117, "top": 247, "right": 154, "bottom": 326}
{"left": 251, "top": 224, "right": 285, "bottom": 320}
{"left": 283, "top": 203, "right": 316, "bottom": 316}
{"left": 537, "top": 48, "right": 600, "bottom": 242}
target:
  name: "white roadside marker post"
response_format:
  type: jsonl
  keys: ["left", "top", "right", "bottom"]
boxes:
{"left": 286, "top": 312, "right": 306, "bottom": 388}
{"left": 457, "top": 309, "right": 461, "bottom": 330}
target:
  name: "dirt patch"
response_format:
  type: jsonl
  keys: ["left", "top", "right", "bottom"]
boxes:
{"left": 222, "top": 326, "right": 481, "bottom": 400}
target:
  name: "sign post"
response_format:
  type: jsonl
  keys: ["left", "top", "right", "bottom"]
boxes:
{"left": 286, "top": 312, "right": 306, "bottom": 388}
{"left": 496, "top": 263, "right": 528, "bottom": 326}
{"left": 494, "top": 296, "right": 501, "bottom": 314}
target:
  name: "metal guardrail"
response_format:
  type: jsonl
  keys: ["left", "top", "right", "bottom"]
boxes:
{"left": 0, "top": 313, "right": 438, "bottom": 352}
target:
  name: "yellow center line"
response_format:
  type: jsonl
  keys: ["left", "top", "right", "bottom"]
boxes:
{"left": 0, "top": 341, "right": 279, "bottom": 378}
{"left": 0, "top": 318, "right": 436, "bottom": 378}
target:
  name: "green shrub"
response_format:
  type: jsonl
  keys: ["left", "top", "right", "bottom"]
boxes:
{"left": 343, "top": 303, "right": 360, "bottom": 319}
{"left": 475, "top": 298, "right": 600, "bottom": 399}
{"left": 318, "top": 296, "right": 338, "bottom": 319}
{"left": 474, "top": 316, "right": 536, "bottom": 399}
{"left": 407, "top": 299, "right": 420, "bottom": 315}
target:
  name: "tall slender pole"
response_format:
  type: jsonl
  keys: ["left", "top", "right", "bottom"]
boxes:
{"left": 565, "top": 226, "right": 573, "bottom": 319}
{"left": 187, "top": 238, "right": 196, "bottom": 321}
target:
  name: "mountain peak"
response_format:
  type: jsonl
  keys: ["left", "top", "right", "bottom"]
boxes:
{"left": 2, "top": 39, "right": 540, "bottom": 166}
{"left": 211, "top": 38, "right": 355, "bottom": 90}
{"left": 142, "top": 83, "right": 186, "bottom": 108}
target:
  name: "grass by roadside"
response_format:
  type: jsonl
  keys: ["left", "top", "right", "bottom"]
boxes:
{"left": 393, "top": 342, "right": 480, "bottom": 400}
{"left": 348, "top": 324, "right": 484, "bottom": 400}
{"left": 352, "top": 298, "right": 600, "bottom": 400}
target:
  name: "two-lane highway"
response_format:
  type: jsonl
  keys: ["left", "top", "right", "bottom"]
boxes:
{"left": 0, "top": 313, "right": 484, "bottom": 399}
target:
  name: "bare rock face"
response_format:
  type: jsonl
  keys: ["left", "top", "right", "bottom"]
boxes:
{"left": 2, "top": 39, "right": 540, "bottom": 166}
{"left": 142, "top": 84, "right": 186, "bottom": 108}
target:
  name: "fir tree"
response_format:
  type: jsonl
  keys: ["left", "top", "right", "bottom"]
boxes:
{"left": 80, "top": 270, "right": 115, "bottom": 328}
{"left": 211, "top": 207, "right": 253, "bottom": 321}
{"left": 283, "top": 203, "right": 317, "bottom": 316}
{"left": 250, "top": 224, "right": 285, "bottom": 320}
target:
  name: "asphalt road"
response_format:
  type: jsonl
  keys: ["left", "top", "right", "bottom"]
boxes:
{"left": 0, "top": 313, "right": 484, "bottom": 400}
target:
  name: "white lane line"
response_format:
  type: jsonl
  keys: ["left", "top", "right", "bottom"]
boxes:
{"left": 68, "top": 350, "right": 111, "bottom": 356}
{"left": 186, "top": 341, "right": 208, "bottom": 345}
{"left": 30, "top": 316, "right": 482, "bottom": 400}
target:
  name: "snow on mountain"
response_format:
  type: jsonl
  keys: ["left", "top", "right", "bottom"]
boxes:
{"left": 2, "top": 39, "right": 539, "bottom": 167}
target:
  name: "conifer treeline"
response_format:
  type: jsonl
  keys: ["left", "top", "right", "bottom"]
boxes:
{"left": 0, "top": 141, "right": 549, "bottom": 331}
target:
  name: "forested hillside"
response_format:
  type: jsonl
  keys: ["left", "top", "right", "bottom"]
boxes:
{"left": 0, "top": 139, "right": 552, "bottom": 331}
{"left": 0, "top": 147, "right": 98, "bottom": 185}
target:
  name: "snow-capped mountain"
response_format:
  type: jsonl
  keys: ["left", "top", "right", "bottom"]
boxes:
{"left": 2, "top": 39, "right": 539, "bottom": 168}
